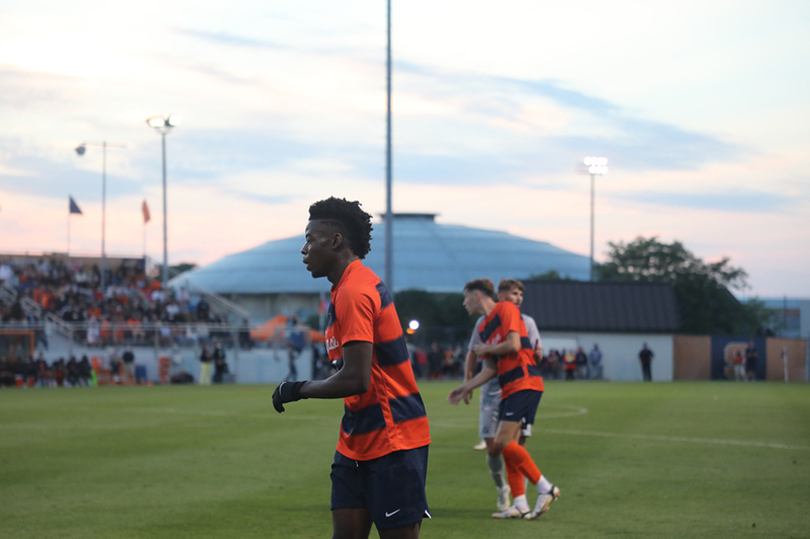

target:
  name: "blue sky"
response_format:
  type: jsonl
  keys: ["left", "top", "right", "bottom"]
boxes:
{"left": 0, "top": 0, "right": 808, "bottom": 296}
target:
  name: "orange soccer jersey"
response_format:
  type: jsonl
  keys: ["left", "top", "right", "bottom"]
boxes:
{"left": 325, "top": 260, "right": 430, "bottom": 461}
{"left": 478, "top": 301, "right": 544, "bottom": 398}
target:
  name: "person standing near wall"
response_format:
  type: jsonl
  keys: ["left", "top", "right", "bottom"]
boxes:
{"left": 213, "top": 340, "right": 227, "bottom": 383}
{"left": 589, "top": 344, "right": 602, "bottom": 380}
{"left": 639, "top": 343, "right": 654, "bottom": 382}
{"left": 199, "top": 344, "right": 212, "bottom": 386}
{"left": 122, "top": 347, "right": 135, "bottom": 382}
{"left": 745, "top": 340, "right": 758, "bottom": 381}
{"left": 733, "top": 350, "right": 746, "bottom": 381}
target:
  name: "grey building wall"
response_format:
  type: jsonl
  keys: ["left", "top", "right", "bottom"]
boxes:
{"left": 540, "top": 332, "right": 674, "bottom": 382}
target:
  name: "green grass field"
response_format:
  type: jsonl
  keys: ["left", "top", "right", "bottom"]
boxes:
{"left": 2, "top": 381, "right": 809, "bottom": 538}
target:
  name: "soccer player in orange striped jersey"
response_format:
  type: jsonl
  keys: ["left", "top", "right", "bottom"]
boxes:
{"left": 272, "top": 197, "right": 430, "bottom": 539}
{"left": 448, "top": 278, "right": 560, "bottom": 520}
{"left": 463, "top": 278, "right": 543, "bottom": 511}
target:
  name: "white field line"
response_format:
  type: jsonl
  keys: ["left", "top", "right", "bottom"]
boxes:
{"left": 1, "top": 404, "right": 589, "bottom": 429}
{"left": 3, "top": 404, "right": 808, "bottom": 451}
{"left": 538, "top": 428, "right": 810, "bottom": 451}
{"left": 0, "top": 406, "right": 329, "bottom": 428}
{"left": 431, "top": 404, "right": 587, "bottom": 429}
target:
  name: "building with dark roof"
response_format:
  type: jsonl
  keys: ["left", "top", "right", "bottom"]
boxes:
{"left": 522, "top": 281, "right": 681, "bottom": 333}
{"left": 521, "top": 280, "right": 682, "bottom": 381}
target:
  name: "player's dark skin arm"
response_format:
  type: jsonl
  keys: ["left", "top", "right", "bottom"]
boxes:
{"left": 299, "top": 341, "right": 372, "bottom": 398}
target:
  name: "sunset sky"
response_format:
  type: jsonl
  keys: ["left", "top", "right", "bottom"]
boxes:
{"left": 1, "top": 0, "right": 808, "bottom": 297}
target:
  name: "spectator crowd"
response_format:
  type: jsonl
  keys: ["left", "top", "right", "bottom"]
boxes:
{"left": 0, "top": 353, "right": 93, "bottom": 388}
{"left": 0, "top": 257, "right": 248, "bottom": 348}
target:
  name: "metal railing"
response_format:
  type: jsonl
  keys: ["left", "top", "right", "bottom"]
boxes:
{"left": 0, "top": 281, "right": 16, "bottom": 305}
{"left": 0, "top": 320, "right": 263, "bottom": 350}
{"left": 163, "top": 261, "right": 250, "bottom": 322}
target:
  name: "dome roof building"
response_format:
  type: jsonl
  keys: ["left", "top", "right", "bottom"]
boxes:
{"left": 173, "top": 214, "right": 589, "bottom": 320}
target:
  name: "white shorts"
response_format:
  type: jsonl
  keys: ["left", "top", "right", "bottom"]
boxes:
{"left": 478, "top": 378, "right": 531, "bottom": 439}
{"left": 479, "top": 378, "right": 501, "bottom": 438}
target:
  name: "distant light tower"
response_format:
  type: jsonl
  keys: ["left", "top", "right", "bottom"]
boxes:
{"left": 384, "top": 0, "right": 393, "bottom": 292}
{"left": 584, "top": 156, "right": 608, "bottom": 281}
{"left": 75, "top": 141, "right": 127, "bottom": 292}
{"left": 146, "top": 114, "right": 182, "bottom": 286}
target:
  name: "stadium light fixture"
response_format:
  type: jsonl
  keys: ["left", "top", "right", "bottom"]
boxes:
{"left": 75, "top": 140, "right": 126, "bottom": 292}
{"left": 384, "top": 0, "right": 393, "bottom": 293}
{"left": 146, "top": 114, "right": 182, "bottom": 286}
{"left": 583, "top": 156, "right": 608, "bottom": 282}
{"left": 408, "top": 319, "right": 420, "bottom": 331}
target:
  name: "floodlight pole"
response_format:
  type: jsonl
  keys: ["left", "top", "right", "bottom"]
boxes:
{"left": 75, "top": 141, "right": 126, "bottom": 292}
{"left": 147, "top": 114, "right": 182, "bottom": 286}
{"left": 589, "top": 171, "right": 594, "bottom": 282}
{"left": 102, "top": 141, "right": 107, "bottom": 290}
{"left": 583, "top": 157, "right": 607, "bottom": 282}
{"left": 161, "top": 131, "right": 168, "bottom": 286}
{"left": 385, "top": 0, "right": 393, "bottom": 292}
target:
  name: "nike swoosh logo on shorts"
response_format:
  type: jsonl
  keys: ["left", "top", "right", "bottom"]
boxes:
{"left": 385, "top": 509, "right": 401, "bottom": 517}
{"left": 505, "top": 412, "right": 514, "bottom": 416}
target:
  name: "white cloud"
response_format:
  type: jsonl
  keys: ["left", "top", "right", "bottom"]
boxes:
{"left": 0, "top": 0, "right": 808, "bottom": 297}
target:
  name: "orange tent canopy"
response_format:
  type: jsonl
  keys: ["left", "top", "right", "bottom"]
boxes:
{"left": 250, "top": 314, "right": 325, "bottom": 343}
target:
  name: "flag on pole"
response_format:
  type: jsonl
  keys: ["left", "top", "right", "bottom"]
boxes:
{"left": 318, "top": 292, "right": 329, "bottom": 315}
{"left": 69, "top": 196, "right": 83, "bottom": 215}
{"left": 142, "top": 200, "right": 151, "bottom": 224}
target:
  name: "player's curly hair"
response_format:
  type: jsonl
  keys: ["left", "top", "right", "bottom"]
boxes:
{"left": 308, "top": 197, "right": 373, "bottom": 259}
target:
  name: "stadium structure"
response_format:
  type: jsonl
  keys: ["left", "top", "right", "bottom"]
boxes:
{"left": 170, "top": 213, "right": 591, "bottom": 321}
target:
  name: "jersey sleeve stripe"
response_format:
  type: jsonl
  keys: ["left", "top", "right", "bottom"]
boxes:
{"left": 479, "top": 314, "right": 501, "bottom": 343}
{"left": 376, "top": 282, "right": 393, "bottom": 308}
{"left": 520, "top": 336, "right": 533, "bottom": 350}
{"left": 527, "top": 364, "right": 542, "bottom": 377}
{"left": 498, "top": 365, "right": 526, "bottom": 388}
{"left": 389, "top": 393, "right": 427, "bottom": 423}
{"left": 374, "top": 336, "right": 410, "bottom": 367}
{"left": 378, "top": 370, "right": 421, "bottom": 398}
{"left": 341, "top": 403, "right": 386, "bottom": 436}
{"left": 325, "top": 303, "right": 336, "bottom": 329}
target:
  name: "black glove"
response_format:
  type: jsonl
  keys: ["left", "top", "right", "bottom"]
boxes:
{"left": 272, "top": 381, "right": 307, "bottom": 413}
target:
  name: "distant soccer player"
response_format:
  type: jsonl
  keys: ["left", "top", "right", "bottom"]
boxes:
{"left": 449, "top": 278, "right": 559, "bottom": 520}
{"left": 464, "top": 278, "right": 543, "bottom": 512}
{"left": 273, "top": 197, "right": 431, "bottom": 539}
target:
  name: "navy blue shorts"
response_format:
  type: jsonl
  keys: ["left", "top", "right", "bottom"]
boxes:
{"left": 330, "top": 446, "right": 431, "bottom": 531}
{"left": 498, "top": 390, "right": 542, "bottom": 432}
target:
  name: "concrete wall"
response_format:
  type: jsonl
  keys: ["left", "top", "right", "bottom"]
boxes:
{"left": 540, "top": 332, "right": 674, "bottom": 382}
{"left": 673, "top": 335, "right": 712, "bottom": 380}
{"left": 766, "top": 338, "right": 808, "bottom": 382}
{"left": 39, "top": 336, "right": 314, "bottom": 384}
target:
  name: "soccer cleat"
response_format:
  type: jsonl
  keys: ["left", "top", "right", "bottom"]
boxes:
{"left": 492, "top": 505, "right": 529, "bottom": 519}
{"left": 526, "top": 485, "right": 560, "bottom": 520}
{"left": 473, "top": 440, "right": 487, "bottom": 450}
{"left": 496, "top": 485, "right": 511, "bottom": 512}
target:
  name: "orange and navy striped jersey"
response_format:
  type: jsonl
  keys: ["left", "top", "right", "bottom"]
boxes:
{"left": 325, "top": 260, "right": 430, "bottom": 461}
{"left": 478, "top": 301, "right": 544, "bottom": 398}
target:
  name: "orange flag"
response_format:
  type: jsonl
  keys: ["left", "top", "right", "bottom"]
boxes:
{"left": 142, "top": 200, "right": 151, "bottom": 224}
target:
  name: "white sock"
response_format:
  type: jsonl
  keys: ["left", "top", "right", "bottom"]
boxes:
{"left": 513, "top": 494, "right": 530, "bottom": 513}
{"left": 487, "top": 454, "right": 506, "bottom": 489}
{"left": 536, "top": 475, "right": 553, "bottom": 494}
